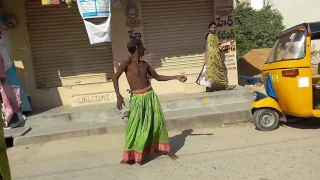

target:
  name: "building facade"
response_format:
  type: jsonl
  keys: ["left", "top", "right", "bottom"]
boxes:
{"left": 1, "top": 0, "right": 234, "bottom": 109}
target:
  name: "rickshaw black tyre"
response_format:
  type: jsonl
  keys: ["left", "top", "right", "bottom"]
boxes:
{"left": 253, "top": 109, "right": 280, "bottom": 131}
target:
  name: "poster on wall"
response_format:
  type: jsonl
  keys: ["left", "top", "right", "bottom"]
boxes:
{"left": 76, "top": 0, "right": 111, "bottom": 44}
{"left": 222, "top": 41, "right": 238, "bottom": 85}
{"left": 77, "top": 0, "right": 111, "bottom": 19}
{"left": 111, "top": 0, "right": 121, "bottom": 9}
{"left": 41, "top": 0, "right": 60, "bottom": 5}
{"left": 214, "top": 0, "right": 238, "bottom": 85}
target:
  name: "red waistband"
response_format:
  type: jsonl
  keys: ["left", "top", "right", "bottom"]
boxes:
{"left": 130, "top": 85, "right": 152, "bottom": 94}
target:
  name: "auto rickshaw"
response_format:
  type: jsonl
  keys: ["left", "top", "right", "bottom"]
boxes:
{"left": 251, "top": 21, "right": 320, "bottom": 131}
{"left": 0, "top": 111, "right": 11, "bottom": 180}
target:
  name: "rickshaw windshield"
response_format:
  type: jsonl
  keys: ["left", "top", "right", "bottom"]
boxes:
{"left": 266, "top": 30, "right": 306, "bottom": 63}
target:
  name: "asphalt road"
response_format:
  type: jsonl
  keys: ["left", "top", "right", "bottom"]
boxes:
{"left": 7, "top": 120, "right": 320, "bottom": 180}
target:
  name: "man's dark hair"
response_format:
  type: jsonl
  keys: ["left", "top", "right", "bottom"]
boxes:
{"left": 208, "top": 21, "right": 216, "bottom": 29}
{"left": 127, "top": 38, "right": 143, "bottom": 54}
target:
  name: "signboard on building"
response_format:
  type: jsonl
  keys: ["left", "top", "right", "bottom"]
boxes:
{"left": 222, "top": 41, "right": 238, "bottom": 85}
{"left": 214, "top": 0, "right": 238, "bottom": 85}
{"left": 111, "top": 0, "right": 121, "bottom": 9}
{"left": 42, "top": 0, "right": 60, "bottom": 5}
{"left": 126, "top": 19, "right": 141, "bottom": 28}
{"left": 125, "top": 1, "right": 142, "bottom": 38}
{"left": 214, "top": 0, "right": 234, "bottom": 40}
{"left": 72, "top": 91, "right": 116, "bottom": 106}
{"left": 77, "top": 0, "right": 110, "bottom": 19}
{"left": 43, "top": 0, "right": 120, "bottom": 9}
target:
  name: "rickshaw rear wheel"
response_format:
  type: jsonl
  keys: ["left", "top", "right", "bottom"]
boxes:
{"left": 253, "top": 109, "right": 280, "bottom": 131}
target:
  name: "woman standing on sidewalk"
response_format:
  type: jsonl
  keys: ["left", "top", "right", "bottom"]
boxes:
{"left": 196, "top": 22, "right": 236, "bottom": 92}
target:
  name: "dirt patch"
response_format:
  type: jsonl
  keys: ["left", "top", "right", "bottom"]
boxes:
{"left": 238, "top": 48, "right": 272, "bottom": 77}
{"left": 237, "top": 48, "right": 272, "bottom": 85}
{"left": 312, "top": 51, "right": 320, "bottom": 74}
{"left": 312, "top": 65, "right": 319, "bottom": 75}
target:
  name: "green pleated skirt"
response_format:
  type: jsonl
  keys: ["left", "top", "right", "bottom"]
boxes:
{"left": 122, "top": 90, "right": 171, "bottom": 163}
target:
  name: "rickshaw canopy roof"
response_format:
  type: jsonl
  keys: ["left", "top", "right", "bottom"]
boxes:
{"left": 280, "top": 21, "right": 320, "bottom": 40}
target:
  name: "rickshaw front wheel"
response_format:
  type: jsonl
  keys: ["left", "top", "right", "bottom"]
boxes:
{"left": 253, "top": 109, "right": 280, "bottom": 131}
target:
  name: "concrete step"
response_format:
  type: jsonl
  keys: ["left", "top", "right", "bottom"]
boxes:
{"left": 3, "top": 126, "right": 31, "bottom": 138}
{"left": 183, "top": 74, "right": 205, "bottom": 93}
{"left": 25, "top": 87, "right": 252, "bottom": 128}
{"left": 13, "top": 100, "right": 252, "bottom": 146}
{"left": 184, "top": 82, "right": 205, "bottom": 93}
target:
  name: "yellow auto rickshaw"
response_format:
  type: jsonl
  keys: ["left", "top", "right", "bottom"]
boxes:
{"left": 251, "top": 21, "right": 320, "bottom": 131}
{"left": 0, "top": 111, "right": 11, "bottom": 180}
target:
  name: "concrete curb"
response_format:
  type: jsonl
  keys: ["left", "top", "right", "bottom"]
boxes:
{"left": 26, "top": 89, "right": 252, "bottom": 128}
{"left": 13, "top": 110, "right": 253, "bottom": 146}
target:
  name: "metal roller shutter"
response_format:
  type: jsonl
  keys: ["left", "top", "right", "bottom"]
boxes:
{"left": 141, "top": 0, "right": 213, "bottom": 74}
{"left": 26, "top": 0, "right": 114, "bottom": 89}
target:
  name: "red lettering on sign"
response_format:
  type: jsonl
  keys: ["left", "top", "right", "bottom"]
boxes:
{"left": 216, "top": 9, "right": 233, "bottom": 16}
{"left": 126, "top": 20, "right": 142, "bottom": 28}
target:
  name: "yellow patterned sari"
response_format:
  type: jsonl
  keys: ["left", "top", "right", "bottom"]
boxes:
{"left": 205, "top": 34, "right": 236, "bottom": 91}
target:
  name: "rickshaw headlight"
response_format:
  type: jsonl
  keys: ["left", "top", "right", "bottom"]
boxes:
{"left": 252, "top": 91, "right": 258, "bottom": 101}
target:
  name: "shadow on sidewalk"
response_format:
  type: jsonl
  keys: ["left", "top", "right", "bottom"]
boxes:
{"left": 141, "top": 129, "right": 213, "bottom": 165}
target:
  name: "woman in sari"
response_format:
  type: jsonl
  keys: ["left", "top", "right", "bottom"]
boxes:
{"left": 196, "top": 22, "right": 236, "bottom": 92}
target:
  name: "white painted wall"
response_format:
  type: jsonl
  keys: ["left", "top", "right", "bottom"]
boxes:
{"left": 270, "top": 0, "right": 319, "bottom": 28}
{"left": 250, "top": 0, "right": 263, "bottom": 10}
{"left": 270, "top": 0, "right": 320, "bottom": 49}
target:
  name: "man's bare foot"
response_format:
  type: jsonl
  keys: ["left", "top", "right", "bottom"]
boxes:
{"left": 168, "top": 152, "right": 178, "bottom": 160}
{"left": 120, "top": 160, "right": 127, "bottom": 164}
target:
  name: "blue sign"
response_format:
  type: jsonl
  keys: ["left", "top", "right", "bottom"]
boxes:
{"left": 78, "top": 0, "right": 110, "bottom": 19}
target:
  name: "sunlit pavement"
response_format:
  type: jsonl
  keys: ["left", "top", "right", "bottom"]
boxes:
{"left": 8, "top": 120, "right": 320, "bottom": 180}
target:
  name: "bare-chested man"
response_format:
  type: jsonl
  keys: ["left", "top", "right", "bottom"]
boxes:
{"left": 112, "top": 38, "right": 187, "bottom": 164}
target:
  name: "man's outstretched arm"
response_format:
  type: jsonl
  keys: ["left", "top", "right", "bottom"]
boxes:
{"left": 147, "top": 63, "right": 187, "bottom": 82}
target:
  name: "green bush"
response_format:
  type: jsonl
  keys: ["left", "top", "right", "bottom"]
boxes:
{"left": 234, "top": 1, "right": 285, "bottom": 58}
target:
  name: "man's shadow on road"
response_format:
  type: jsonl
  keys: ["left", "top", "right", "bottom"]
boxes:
{"left": 142, "top": 129, "right": 213, "bottom": 165}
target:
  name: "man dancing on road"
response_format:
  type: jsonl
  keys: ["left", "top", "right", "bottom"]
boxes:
{"left": 112, "top": 39, "right": 187, "bottom": 164}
